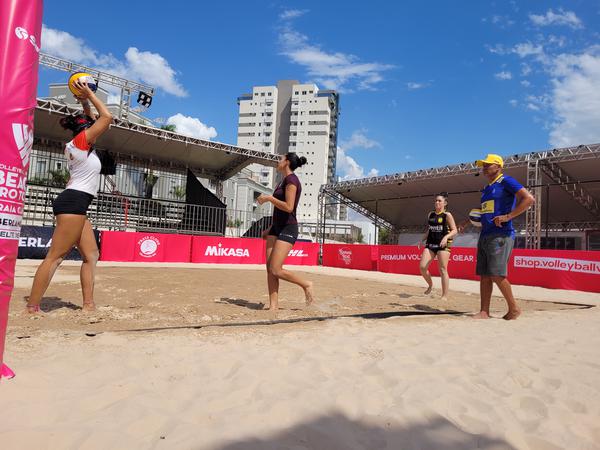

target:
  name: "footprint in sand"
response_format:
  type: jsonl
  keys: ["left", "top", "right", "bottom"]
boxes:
{"left": 519, "top": 396, "right": 549, "bottom": 420}
{"left": 543, "top": 377, "right": 562, "bottom": 391}
{"left": 564, "top": 399, "right": 587, "bottom": 414}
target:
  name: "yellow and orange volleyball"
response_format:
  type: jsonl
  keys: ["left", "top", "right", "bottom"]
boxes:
{"left": 68, "top": 72, "right": 98, "bottom": 96}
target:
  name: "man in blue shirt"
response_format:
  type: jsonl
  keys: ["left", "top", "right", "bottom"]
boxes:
{"left": 470, "top": 154, "right": 535, "bottom": 320}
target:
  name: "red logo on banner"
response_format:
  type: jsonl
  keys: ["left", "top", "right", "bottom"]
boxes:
{"left": 138, "top": 236, "right": 159, "bottom": 258}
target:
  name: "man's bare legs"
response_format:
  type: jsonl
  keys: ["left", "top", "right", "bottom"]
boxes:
{"left": 473, "top": 275, "right": 521, "bottom": 320}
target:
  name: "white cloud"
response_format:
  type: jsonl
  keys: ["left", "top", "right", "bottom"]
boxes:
{"left": 513, "top": 42, "right": 545, "bottom": 59}
{"left": 41, "top": 25, "right": 99, "bottom": 63}
{"left": 529, "top": 9, "right": 583, "bottom": 29}
{"left": 521, "top": 63, "right": 532, "bottom": 76}
{"left": 166, "top": 113, "right": 217, "bottom": 140}
{"left": 483, "top": 15, "right": 515, "bottom": 28}
{"left": 509, "top": 99, "right": 518, "bottom": 107}
{"left": 525, "top": 94, "right": 551, "bottom": 111}
{"left": 336, "top": 129, "right": 380, "bottom": 179}
{"left": 41, "top": 25, "right": 187, "bottom": 97}
{"left": 337, "top": 147, "right": 379, "bottom": 180}
{"left": 279, "top": 9, "right": 308, "bottom": 20}
{"left": 279, "top": 24, "right": 394, "bottom": 92}
{"left": 521, "top": 80, "right": 531, "bottom": 87}
{"left": 124, "top": 48, "right": 187, "bottom": 97}
{"left": 406, "top": 81, "right": 430, "bottom": 90}
{"left": 486, "top": 44, "right": 509, "bottom": 55}
{"left": 547, "top": 50, "right": 600, "bottom": 146}
{"left": 547, "top": 35, "right": 567, "bottom": 48}
{"left": 495, "top": 71, "right": 513, "bottom": 80}
{"left": 340, "top": 129, "right": 381, "bottom": 151}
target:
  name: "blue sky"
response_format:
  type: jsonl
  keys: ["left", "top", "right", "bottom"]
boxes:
{"left": 39, "top": 1, "right": 600, "bottom": 180}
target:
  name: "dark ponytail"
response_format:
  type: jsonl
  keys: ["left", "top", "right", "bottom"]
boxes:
{"left": 286, "top": 152, "right": 308, "bottom": 171}
{"left": 436, "top": 191, "right": 449, "bottom": 206}
{"left": 59, "top": 114, "right": 95, "bottom": 137}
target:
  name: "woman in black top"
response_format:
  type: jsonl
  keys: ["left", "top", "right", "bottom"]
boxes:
{"left": 257, "top": 153, "right": 314, "bottom": 310}
{"left": 418, "top": 192, "right": 457, "bottom": 301}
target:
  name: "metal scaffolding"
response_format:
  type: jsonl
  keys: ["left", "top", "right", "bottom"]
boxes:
{"left": 35, "top": 99, "right": 280, "bottom": 176}
{"left": 319, "top": 143, "right": 600, "bottom": 248}
{"left": 324, "top": 143, "right": 600, "bottom": 190}
{"left": 540, "top": 160, "right": 600, "bottom": 217}
{"left": 39, "top": 52, "right": 155, "bottom": 120}
{"left": 525, "top": 160, "right": 542, "bottom": 249}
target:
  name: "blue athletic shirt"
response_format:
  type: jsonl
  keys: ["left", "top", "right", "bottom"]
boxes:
{"left": 480, "top": 174, "right": 524, "bottom": 237}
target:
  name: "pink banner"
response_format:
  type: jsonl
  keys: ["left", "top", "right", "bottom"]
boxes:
{"left": 509, "top": 249, "right": 600, "bottom": 293}
{"left": 0, "top": 0, "right": 43, "bottom": 379}
{"left": 100, "top": 231, "right": 193, "bottom": 263}
{"left": 284, "top": 241, "right": 319, "bottom": 266}
{"left": 99, "top": 231, "right": 136, "bottom": 261}
{"left": 377, "top": 245, "right": 478, "bottom": 280}
{"left": 322, "top": 244, "right": 375, "bottom": 271}
{"left": 375, "top": 245, "right": 599, "bottom": 292}
{"left": 191, "top": 236, "right": 264, "bottom": 264}
{"left": 100, "top": 231, "right": 320, "bottom": 267}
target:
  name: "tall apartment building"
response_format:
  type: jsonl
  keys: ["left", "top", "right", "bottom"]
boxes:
{"left": 237, "top": 80, "right": 339, "bottom": 221}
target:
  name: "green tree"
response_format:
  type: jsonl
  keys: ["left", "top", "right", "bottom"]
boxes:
{"left": 48, "top": 168, "right": 70, "bottom": 188}
{"left": 144, "top": 171, "right": 158, "bottom": 199}
{"left": 170, "top": 185, "right": 186, "bottom": 200}
{"left": 378, "top": 228, "right": 395, "bottom": 245}
{"left": 227, "top": 218, "right": 243, "bottom": 228}
{"left": 160, "top": 124, "right": 176, "bottom": 132}
{"left": 356, "top": 229, "right": 364, "bottom": 244}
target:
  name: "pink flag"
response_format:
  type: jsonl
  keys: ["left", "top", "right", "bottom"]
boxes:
{"left": 0, "top": 0, "right": 44, "bottom": 380}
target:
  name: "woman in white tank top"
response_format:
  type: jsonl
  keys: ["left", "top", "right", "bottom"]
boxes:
{"left": 27, "top": 79, "right": 113, "bottom": 313}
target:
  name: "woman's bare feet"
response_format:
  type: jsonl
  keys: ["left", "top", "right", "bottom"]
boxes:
{"left": 82, "top": 301, "right": 96, "bottom": 312}
{"left": 472, "top": 311, "right": 491, "bottom": 319}
{"left": 25, "top": 304, "right": 42, "bottom": 315}
{"left": 304, "top": 281, "right": 314, "bottom": 306}
{"left": 424, "top": 285, "right": 433, "bottom": 295}
{"left": 440, "top": 296, "right": 448, "bottom": 301}
{"left": 503, "top": 309, "right": 521, "bottom": 320}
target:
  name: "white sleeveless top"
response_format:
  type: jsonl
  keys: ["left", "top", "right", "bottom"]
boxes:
{"left": 64, "top": 131, "right": 101, "bottom": 196}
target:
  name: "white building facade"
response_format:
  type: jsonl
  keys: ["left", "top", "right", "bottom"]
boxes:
{"left": 237, "top": 80, "right": 340, "bottom": 221}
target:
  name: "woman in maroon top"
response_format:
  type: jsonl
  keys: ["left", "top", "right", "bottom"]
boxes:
{"left": 257, "top": 153, "right": 314, "bottom": 310}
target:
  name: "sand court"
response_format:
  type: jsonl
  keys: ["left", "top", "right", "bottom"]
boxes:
{"left": 6, "top": 262, "right": 589, "bottom": 334}
{"left": 2, "top": 261, "right": 599, "bottom": 449}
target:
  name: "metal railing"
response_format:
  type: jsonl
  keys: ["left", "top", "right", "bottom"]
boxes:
{"left": 23, "top": 185, "right": 272, "bottom": 238}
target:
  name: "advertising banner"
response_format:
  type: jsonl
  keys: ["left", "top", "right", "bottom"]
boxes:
{"left": 191, "top": 236, "right": 264, "bottom": 264}
{"left": 18, "top": 225, "right": 99, "bottom": 260}
{"left": 0, "top": 0, "right": 43, "bottom": 379}
{"left": 322, "top": 244, "right": 374, "bottom": 271}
